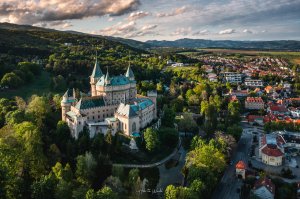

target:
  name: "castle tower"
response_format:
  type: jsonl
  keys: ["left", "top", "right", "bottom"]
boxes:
{"left": 147, "top": 90, "right": 158, "bottom": 119}
{"left": 61, "top": 89, "right": 72, "bottom": 121}
{"left": 90, "top": 54, "right": 103, "bottom": 96}
{"left": 125, "top": 64, "right": 136, "bottom": 99}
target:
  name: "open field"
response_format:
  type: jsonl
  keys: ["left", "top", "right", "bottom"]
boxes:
{"left": 198, "top": 48, "right": 300, "bottom": 56}
{"left": 0, "top": 70, "right": 54, "bottom": 100}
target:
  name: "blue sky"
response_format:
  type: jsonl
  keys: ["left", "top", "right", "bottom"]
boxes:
{"left": 0, "top": 0, "right": 299, "bottom": 41}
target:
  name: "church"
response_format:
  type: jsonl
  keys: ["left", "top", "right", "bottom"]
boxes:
{"left": 61, "top": 56, "right": 157, "bottom": 139}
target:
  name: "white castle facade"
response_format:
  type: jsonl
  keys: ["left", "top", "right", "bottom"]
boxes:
{"left": 61, "top": 57, "right": 157, "bottom": 139}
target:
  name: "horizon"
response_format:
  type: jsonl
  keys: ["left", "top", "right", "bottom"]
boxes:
{"left": 0, "top": 0, "right": 300, "bottom": 41}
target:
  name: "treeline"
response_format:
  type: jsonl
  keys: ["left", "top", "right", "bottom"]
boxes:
{"left": 0, "top": 62, "right": 41, "bottom": 89}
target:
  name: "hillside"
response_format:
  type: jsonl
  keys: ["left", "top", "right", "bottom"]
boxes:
{"left": 146, "top": 38, "right": 300, "bottom": 50}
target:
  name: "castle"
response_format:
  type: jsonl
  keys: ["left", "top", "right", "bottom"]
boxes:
{"left": 61, "top": 57, "right": 157, "bottom": 139}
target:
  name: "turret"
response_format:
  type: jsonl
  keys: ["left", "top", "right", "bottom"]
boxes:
{"left": 125, "top": 64, "right": 135, "bottom": 81}
{"left": 147, "top": 90, "right": 158, "bottom": 119}
{"left": 61, "top": 89, "right": 72, "bottom": 121}
{"left": 105, "top": 69, "right": 111, "bottom": 85}
{"left": 90, "top": 54, "right": 103, "bottom": 96}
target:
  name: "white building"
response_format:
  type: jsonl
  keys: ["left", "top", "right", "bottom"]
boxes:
{"left": 245, "top": 97, "right": 265, "bottom": 110}
{"left": 259, "top": 134, "right": 285, "bottom": 166}
{"left": 245, "top": 79, "right": 264, "bottom": 87}
{"left": 220, "top": 72, "right": 243, "bottom": 83}
{"left": 61, "top": 57, "right": 157, "bottom": 139}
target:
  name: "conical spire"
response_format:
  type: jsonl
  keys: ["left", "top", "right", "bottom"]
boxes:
{"left": 105, "top": 67, "right": 110, "bottom": 84}
{"left": 125, "top": 65, "right": 134, "bottom": 78}
{"left": 91, "top": 52, "right": 103, "bottom": 78}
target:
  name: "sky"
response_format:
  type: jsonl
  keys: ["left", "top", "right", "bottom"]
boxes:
{"left": 0, "top": 0, "right": 300, "bottom": 41}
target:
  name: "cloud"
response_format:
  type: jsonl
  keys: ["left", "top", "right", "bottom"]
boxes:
{"left": 243, "top": 29, "right": 253, "bottom": 34}
{"left": 219, "top": 29, "right": 235, "bottom": 35}
{"left": 0, "top": 0, "right": 140, "bottom": 24}
{"left": 171, "top": 27, "right": 192, "bottom": 36}
{"left": 95, "top": 22, "right": 158, "bottom": 38}
{"left": 193, "top": 29, "right": 210, "bottom": 36}
{"left": 157, "top": 6, "right": 187, "bottom": 17}
{"left": 127, "top": 11, "right": 149, "bottom": 21}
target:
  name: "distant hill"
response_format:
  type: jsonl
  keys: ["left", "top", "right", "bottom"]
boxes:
{"left": 145, "top": 38, "right": 300, "bottom": 51}
{"left": 0, "top": 22, "right": 146, "bottom": 57}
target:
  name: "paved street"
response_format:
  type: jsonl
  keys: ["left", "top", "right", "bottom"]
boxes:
{"left": 211, "top": 123, "right": 254, "bottom": 199}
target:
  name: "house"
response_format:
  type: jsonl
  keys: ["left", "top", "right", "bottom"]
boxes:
{"left": 252, "top": 177, "right": 275, "bottom": 199}
{"left": 247, "top": 115, "right": 265, "bottom": 126}
{"left": 265, "top": 85, "right": 274, "bottom": 94}
{"left": 268, "top": 104, "right": 289, "bottom": 116}
{"left": 245, "top": 97, "right": 265, "bottom": 110}
{"left": 259, "top": 134, "right": 285, "bottom": 166}
{"left": 290, "top": 108, "right": 300, "bottom": 118}
{"left": 235, "top": 160, "right": 246, "bottom": 179}
{"left": 220, "top": 72, "right": 243, "bottom": 83}
{"left": 228, "top": 89, "right": 249, "bottom": 98}
{"left": 245, "top": 79, "right": 264, "bottom": 87}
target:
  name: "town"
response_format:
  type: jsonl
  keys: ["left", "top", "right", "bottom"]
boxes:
{"left": 0, "top": 1, "right": 300, "bottom": 198}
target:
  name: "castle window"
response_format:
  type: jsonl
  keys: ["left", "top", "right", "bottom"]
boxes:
{"left": 132, "top": 122, "right": 136, "bottom": 132}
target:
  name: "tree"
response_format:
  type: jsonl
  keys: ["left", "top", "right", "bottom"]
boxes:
{"left": 178, "top": 113, "right": 198, "bottom": 135}
{"left": 14, "top": 121, "right": 46, "bottom": 179}
{"left": 159, "top": 127, "right": 179, "bottom": 148}
{"left": 227, "top": 101, "right": 241, "bottom": 124}
{"left": 186, "top": 139, "right": 226, "bottom": 173}
{"left": 165, "top": 185, "right": 178, "bottom": 199}
{"left": 0, "top": 72, "right": 23, "bottom": 88}
{"left": 31, "top": 173, "right": 57, "bottom": 199}
{"left": 162, "top": 106, "right": 175, "bottom": 128}
{"left": 5, "top": 110, "right": 25, "bottom": 126}
{"left": 144, "top": 128, "right": 159, "bottom": 152}
{"left": 103, "top": 176, "right": 123, "bottom": 194}
{"left": 227, "top": 124, "right": 243, "bottom": 141}
{"left": 26, "top": 95, "right": 51, "bottom": 126}
{"left": 75, "top": 152, "right": 97, "bottom": 185}
{"left": 156, "top": 82, "right": 163, "bottom": 93}
{"left": 128, "top": 168, "right": 139, "bottom": 188}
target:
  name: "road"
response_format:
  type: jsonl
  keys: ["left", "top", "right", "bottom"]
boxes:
{"left": 211, "top": 123, "right": 255, "bottom": 199}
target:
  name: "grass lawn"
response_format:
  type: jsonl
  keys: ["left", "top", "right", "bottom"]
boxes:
{"left": 0, "top": 70, "right": 54, "bottom": 100}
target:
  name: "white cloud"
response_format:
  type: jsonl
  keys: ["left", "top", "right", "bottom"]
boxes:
{"left": 219, "top": 29, "right": 235, "bottom": 35}
{"left": 193, "top": 29, "right": 210, "bottom": 35}
{"left": 141, "top": 24, "right": 157, "bottom": 31}
{"left": 157, "top": 6, "right": 187, "bottom": 17}
{"left": 171, "top": 27, "right": 192, "bottom": 36}
{"left": 243, "top": 29, "right": 253, "bottom": 34}
{"left": 95, "top": 22, "right": 157, "bottom": 38}
{"left": 127, "top": 11, "right": 149, "bottom": 21}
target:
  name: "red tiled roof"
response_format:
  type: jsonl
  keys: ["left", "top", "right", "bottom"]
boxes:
{"left": 247, "top": 115, "right": 264, "bottom": 122}
{"left": 261, "top": 145, "right": 283, "bottom": 157}
{"left": 254, "top": 177, "right": 275, "bottom": 195}
{"left": 246, "top": 97, "right": 264, "bottom": 103}
{"left": 236, "top": 160, "right": 246, "bottom": 169}
{"left": 269, "top": 105, "right": 288, "bottom": 113}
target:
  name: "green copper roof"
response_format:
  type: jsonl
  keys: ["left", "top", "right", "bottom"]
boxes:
{"left": 91, "top": 58, "right": 103, "bottom": 78}
{"left": 125, "top": 65, "right": 134, "bottom": 78}
{"left": 75, "top": 97, "right": 105, "bottom": 110}
{"left": 97, "top": 75, "right": 130, "bottom": 86}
